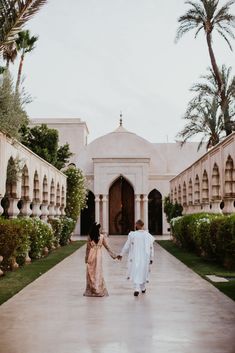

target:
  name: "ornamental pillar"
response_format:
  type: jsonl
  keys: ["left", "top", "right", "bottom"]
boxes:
{"left": 102, "top": 195, "right": 108, "bottom": 235}
{"left": 20, "top": 200, "right": 32, "bottom": 218}
{"left": 8, "top": 198, "right": 20, "bottom": 219}
{"left": 95, "top": 195, "right": 100, "bottom": 224}
{"left": 135, "top": 195, "right": 141, "bottom": 221}
{"left": 41, "top": 203, "right": 49, "bottom": 222}
{"left": 143, "top": 195, "right": 148, "bottom": 230}
{"left": 31, "top": 202, "right": 42, "bottom": 218}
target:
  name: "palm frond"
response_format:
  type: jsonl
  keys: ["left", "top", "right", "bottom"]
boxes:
{"left": 0, "top": 0, "right": 47, "bottom": 52}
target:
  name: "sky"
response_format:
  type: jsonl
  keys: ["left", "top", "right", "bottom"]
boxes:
{"left": 11, "top": 0, "right": 235, "bottom": 143}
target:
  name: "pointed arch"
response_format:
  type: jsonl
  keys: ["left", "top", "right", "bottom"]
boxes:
{"left": 33, "top": 170, "right": 40, "bottom": 202}
{"left": 42, "top": 175, "right": 48, "bottom": 203}
{"left": 194, "top": 174, "right": 200, "bottom": 204}
{"left": 109, "top": 176, "right": 134, "bottom": 235}
{"left": 188, "top": 178, "right": 193, "bottom": 205}
{"left": 212, "top": 163, "right": 221, "bottom": 200}
{"left": 225, "top": 155, "right": 235, "bottom": 197}
{"left": 81, "top": 190, "right": 95, "bottom": 235}
{"left": 202, "top": 170, "right": 209, "bottom": 202}
{"left": 183, "top": 181, "right": 187, "bottom": 206}
{"left": 148, "top": 189, "right": 162, "bottom": 235}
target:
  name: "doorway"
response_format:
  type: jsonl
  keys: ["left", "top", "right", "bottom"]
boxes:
{"left": 109, "top": 176, "right": 134, "bottom": 235}
{"left": 148, "top": 189, "right": 162, "bottom": 235}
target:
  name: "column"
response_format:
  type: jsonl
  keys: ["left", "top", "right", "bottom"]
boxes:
{"left": 223, "top": 197, "right": 235, "bottom": 214}
{"left": 48, "top": 203, "right": 56, "bottom": 219}
{"left": 8, "top": 198, "right": 20, "bottom": 218}
{"left": 31, "top": 202, "right": 42, "bottom": 218}
{"left": 143, "top": 195, "right": 148, "bottom": 230}
{"left": 60, "top": 205, "right": 65, "bottom": 216}
{"left": 54, "top": 204, "right": 61, "bottom": 218}
{"left": 41, "top": 202, "right": 49, "bottom": 222}
{"left": 95, "top": 195, "right": 100, "bottom": 224}
{"left": 20, "top": 200, "right": 32, "bottom": 218}
{"left": 135, "top": 194, "right": 141, "bottom": 221}
{"left": 0, "top": 197, "right": 3, "bottom": 215}
{"left": 210, "top": 198, "right": 222, "bottom": 213}
{"left": 102, "top": 195, "right": 108, "bottom": 235}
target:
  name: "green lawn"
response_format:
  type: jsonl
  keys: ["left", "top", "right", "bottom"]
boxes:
{"left": 0, "top": 240, "right": 85, "bottom": 305}
{"left": 157, "top": 240, "right": 235, "bottom": 301}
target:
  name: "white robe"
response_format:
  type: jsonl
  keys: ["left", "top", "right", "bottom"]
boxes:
{"left": 120, "top": 230, "right": 155, "bottom": 285}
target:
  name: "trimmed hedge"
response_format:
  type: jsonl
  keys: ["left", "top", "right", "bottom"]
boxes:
{"left": 171, "top": 213, "right": 235, "bottom": 269}
{"left": 0, "top": 216, "right": 75, "bottom": 271}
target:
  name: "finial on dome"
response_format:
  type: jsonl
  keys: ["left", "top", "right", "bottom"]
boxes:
{"left": 119, "top": 111, "right": 123, "bottom": 126}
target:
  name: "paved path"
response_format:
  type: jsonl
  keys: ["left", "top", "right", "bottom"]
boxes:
{"left": 0, "top": 237, "right": 235, "bottom": 353}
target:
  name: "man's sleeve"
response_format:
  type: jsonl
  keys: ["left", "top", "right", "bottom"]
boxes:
{"left": 120, "top": 233, "right": 131, "bottom": 256}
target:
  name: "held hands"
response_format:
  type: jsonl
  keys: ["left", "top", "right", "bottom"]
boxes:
{"left": 117, "top": 255, "right": 122, "bottom": 261}
{"left": 150, "top": 260, "right": 153, "bottom": 265}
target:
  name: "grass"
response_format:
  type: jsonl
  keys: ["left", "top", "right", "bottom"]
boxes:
{"left": 0, "top": 240, "right": 85, "bottom": 305}
{"left": 157, "top": 240, "right": 235, "bottom": 301}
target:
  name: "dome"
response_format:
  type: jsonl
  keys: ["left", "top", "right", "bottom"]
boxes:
{"left": 77, "top": 122, "right": 167, "bottom": 174}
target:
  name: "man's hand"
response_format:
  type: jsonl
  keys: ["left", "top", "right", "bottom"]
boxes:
{"left": 117, "top": 255, "right": 122, "bottom": 260}
{"left": 150, "top": 260, "right": 153, "bottom": 265}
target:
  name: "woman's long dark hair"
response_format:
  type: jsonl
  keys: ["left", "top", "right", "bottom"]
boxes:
{"left": 89, "top": 222, "right": 101, "bottom": 244}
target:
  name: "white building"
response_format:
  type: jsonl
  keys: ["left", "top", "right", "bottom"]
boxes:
{"left": 31, "top": 118, "right": 206, "bottom": 235}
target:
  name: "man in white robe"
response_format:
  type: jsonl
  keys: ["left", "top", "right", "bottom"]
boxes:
{"left": 117, "top": 219, "right": 155, "bottom": 296}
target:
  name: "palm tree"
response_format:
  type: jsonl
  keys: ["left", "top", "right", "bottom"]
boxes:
{"left": 0, "top": 0, "right": 47, "bottom": 53}
{"left": 2, "top": 42, "right": 17, "bottom": 68}
{"left": 177, "top": 97, "right": 225, "bottom": 150}
{"left": 15, "top": 30, "right": 38, "bottom": 92}
{"left": 176, "top": 0, "right": 235, "bottom": 135}
{"left": 191, "top": 65, "right": 235, "bottom": 133}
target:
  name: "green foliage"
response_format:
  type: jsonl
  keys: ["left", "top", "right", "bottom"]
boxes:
{"left": 0, "top": 216, "right": 76, "bottom": 271}
{"left": 0, "top": 70, "right": 28, "bottom": 139}
{"left": 0, "top": 1, "right": 47, "bottom": 53}
{"left": 48, "top": 216, "right": 75, "bottom": 246}
{"left": 60, "top": 216, "right": 76, "bottom": 246}
{"left": 20, "top": 124, "right": 72, "bottom": 169}
{"left": 64, "top": 166, "right": 87, "bottom": 221}
{"left": 163, "top": 196, "right": 183, "bottom": 223}
{"left": 171, "top": 213, "right": 235, "bottom": 269}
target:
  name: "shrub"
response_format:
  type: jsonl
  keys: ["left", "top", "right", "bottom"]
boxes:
{"left": 0, "top": 218, "right": 30, "bottom": 270}
{"left": 170, "top": 213, "right": 235, "bottom": 269}
{"left": 48, "top": 218, "right": 63, "bottom": 247}
{"left": 60, "top": 216, "right": 76, "bottom": 246}
{"left": 29, "top": 218, "right": 54, "bottom": 259}
{"left": 164, "top": 196, "right": 183, "bottom": 224}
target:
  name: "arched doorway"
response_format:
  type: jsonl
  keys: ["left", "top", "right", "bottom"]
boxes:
{"left": 81, "top": 191, "right": 95, "bottom": 235}
{"left": 148, "top": 189, "right": 162, "bottom": 235}
{"left": 109, "top": 176, "right": 134, "bottom": 235}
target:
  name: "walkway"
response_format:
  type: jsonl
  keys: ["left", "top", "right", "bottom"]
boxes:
{"left": 0, "top": 237, "right": 235, "bottom": 353}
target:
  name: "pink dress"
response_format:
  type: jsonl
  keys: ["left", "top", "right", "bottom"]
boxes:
{"left": 83, "top": 234, "right": 116, "bottom": 297}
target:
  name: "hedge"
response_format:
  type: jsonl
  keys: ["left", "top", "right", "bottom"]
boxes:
{"left": 0, "top": 216, "right": 76, "bottom": 271}
{"left": 170, "top": 213, "right": 235, "bottom": 269}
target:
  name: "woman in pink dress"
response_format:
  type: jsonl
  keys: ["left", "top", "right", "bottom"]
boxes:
{"left": 83, "top": 223, "right": 116, "bottom": 297}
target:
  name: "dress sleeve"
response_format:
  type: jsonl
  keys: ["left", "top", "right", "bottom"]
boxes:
{"left": 85, "top": 239, "right": 92, "bottom": 263}
{"left": 102, "top": 235, "right": 116, "bottom": 259}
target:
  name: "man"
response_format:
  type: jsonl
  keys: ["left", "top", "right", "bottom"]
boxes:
{"left": 117, "top": 219, "right": 155, "bottom": 297}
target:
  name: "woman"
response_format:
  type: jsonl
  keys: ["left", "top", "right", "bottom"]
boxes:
{"left": 83, "top": 223, "right": 116, "bottom": 297}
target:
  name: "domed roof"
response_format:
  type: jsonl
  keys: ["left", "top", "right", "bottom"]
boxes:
{"left": 77, "top": 122, "right": 167, "bottom": 174}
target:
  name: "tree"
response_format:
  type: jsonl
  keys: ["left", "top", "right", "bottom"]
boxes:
{"left": 0, "top": 0, "right": 47, "bottom": 53}
{"left": 177, "top": 96, "right": 224, "bottom": 150}
{"left": 15, "top": 30, "right": 38, "bottom": 92}
{"left": 176, "top": 0, "right": 235, "bottom": 135}
{"left": 64, "top": 166, "right": 87, "bottom": 221}
{"left": 164, "top": 196, "right": 183, "bottom": 224}
{"left": 0, "top": 70, "right": 28, "bottom": 138}
{"left": 191, "top": 65, "right": 235, "bottom": 133}
{"left": 20, "top": 124, "right": 73, "bottom": 169}
{"left": 2, "top": 42, "right": 17, "bottom": 68}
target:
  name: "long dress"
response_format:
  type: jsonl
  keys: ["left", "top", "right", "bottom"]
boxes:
{"left": 83, "top": 234, "right": 116, "bottom": 297}
{"left": 120, "top": 230, "right": 155, "bottom": 288}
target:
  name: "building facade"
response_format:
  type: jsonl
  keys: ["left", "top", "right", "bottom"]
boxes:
{"left": 31, "top": 118, "right": 207, "bottom": 235}
{"left": 170, "top": 132, "right": 235, "bottom": 215}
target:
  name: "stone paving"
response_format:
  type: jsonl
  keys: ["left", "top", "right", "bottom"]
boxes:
{"left": 0, "top": 237, "right": 235, "bottom": 353}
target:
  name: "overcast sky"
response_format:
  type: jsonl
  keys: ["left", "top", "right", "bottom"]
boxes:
{"left": 12, "top": 0, "right": 235, "bottom": 143}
